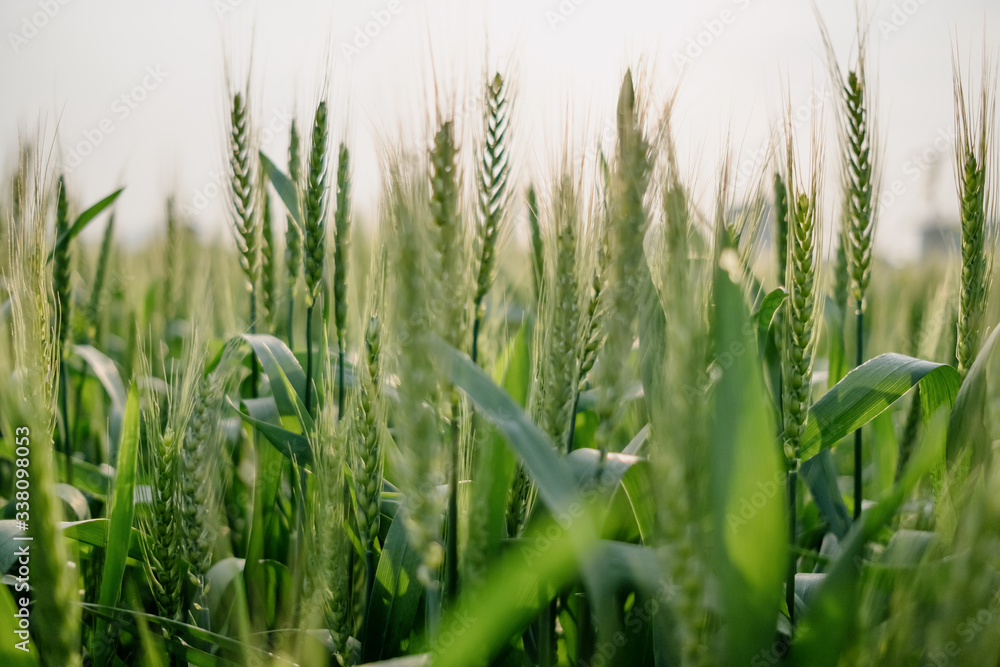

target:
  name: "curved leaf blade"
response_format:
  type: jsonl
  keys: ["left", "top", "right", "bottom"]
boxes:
{"left": 800, "top": 353, "right": 960, "bottom": 461}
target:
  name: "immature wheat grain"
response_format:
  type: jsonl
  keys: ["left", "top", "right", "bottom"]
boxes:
{"left": 286, "top": 118, "right": 304, "bottom": 343}
{"left": 0, "top": 181, "right": 81, "bottom": 667}
{"left": 773, "top": 172, "right": 789, "bottom": 286}
{"left": 953, "top": 56, "right": 997, "bottom": 376}
{"left": 527, "top": 183, "right": 544, "bottom": 306}
{"left": 53, "top": 175, "right": 71, "bottom": 349}
{"left": 303, "top": 99, "right": 330, "bottom": 413}
{"left": 87, "top": 213, "right": 115, "bottom": 338}
{"left": 596, "top": 70, "right": 651, "bottom": 448}
{"left": 333, "top": 143, "right": 351, "bottom": 416}
{"left": 472, "top": 73, "right": 511, "bottom": 365}
{"left": 781, "top": 123, "right": 824, "bottom": 627}
{"left": 227, "top": 89, "right": 261, "bottom": 329}
{"left": 260, "top": 180, "right": 277, "bottom": 330}
{"left": 164, "top": 198, "right": 179, "bottom": 320}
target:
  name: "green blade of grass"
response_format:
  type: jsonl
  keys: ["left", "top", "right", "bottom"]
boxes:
{"left": 362, "top": 512, "right": 424, "bottom": 661}
{"left": 93, "top": 386, "right": 140, "bottom": 660}
{"left": 46, "top": 187, "right": 124, "bottom": 263}
{"left": 259, "top": 151, "right": 303, "bottom": 229}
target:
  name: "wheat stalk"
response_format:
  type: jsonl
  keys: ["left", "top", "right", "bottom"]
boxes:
{"left": 334, "top": 142, "right": 351, "bottom": 417}
{"left": 303, "top": 99, "right": 330, "bottom": 414}
{"left": 0, "top": 176, "right": 81, "bottom": 667}
{"left": 260, "top": 179, "right": 277, "bottom": 331}
{"left": 953, "top": 53, "right": 998, "bottom": 377}
{"left": 286, "top": 118, "right": 304, "bottom": 344}
{"left": 780, "top": 118, "right": 824, "bottom": 628}
{"left": 472, "top": 73, "right": 511, "bottom": 365}
{"left": 527, "top": 183, "right": 544, "bottom": 306}
{"left": 86, "top": 213, "right": 115, "bottom": 341}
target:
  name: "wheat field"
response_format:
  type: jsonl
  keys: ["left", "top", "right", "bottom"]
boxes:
{"left": 1, "top": 5, "right": 999, "bottom": 667}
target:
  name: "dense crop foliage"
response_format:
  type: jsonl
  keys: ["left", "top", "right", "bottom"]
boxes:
{"left": 1, "top": 23, "right": 999, "bottom": 667}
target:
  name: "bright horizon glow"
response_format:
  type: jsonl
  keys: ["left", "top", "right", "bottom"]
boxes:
{"left": 1, "top": 0, "right": 996, "bottom": 263}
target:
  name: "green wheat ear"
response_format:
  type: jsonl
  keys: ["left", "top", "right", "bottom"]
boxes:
{"left": 843, "top": 67, "right": 876, "bottom": 310}
{"left": 472, "top": 72, "right": 511, "bottom": 364}
{"left": 228, "top": 89, "right": 261, "bottom": 307}
{"left": 773, "top": 171, "right": 789, "bottom": 285}
{"left": 429, "top": 118, "right": 466, "bottom": 347}
{"left": 86, "top": 212, "right": 115, "bottom": 339}
{"left": 953, "top": 55, "right": 997, "bottom": 376}
{"left": 164, "top": 197, "right": 179, "bottom": 320}
{"left": 53, "top": 175, "right": 71, "bottom": 350}
{"left": 260, "top": 179, "right": 276, "bottom": 330}
{"left": 304, "top": 100, "right": 330, "bottom": 307}
{"left": 527, "top": 183, "right": 544, "bottom": 306}
{"left": 597, "top": 69, "right": 651, "bottom": 442}
{"left": 333, "top": 142, "right": 351, "bottom": 410}
{"left": 285, "top": 118, "right": 304, "bottom": 341}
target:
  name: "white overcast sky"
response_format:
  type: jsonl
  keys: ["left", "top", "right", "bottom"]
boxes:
{"left": 0, "top": 0, "right": 997, "bottom": 261}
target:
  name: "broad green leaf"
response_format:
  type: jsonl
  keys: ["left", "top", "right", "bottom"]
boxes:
{"left": 239, "top": 334, "right": 314, "bottom": 433}
{"left": 564, "top": 449, "right": 646, "bottom": 536}
{"left": 362, "top": 513, "right": 424, "bottom": 662}
{"left": 622, "top": 424, "right": 649, "bottom": 457}
{"left": 79, "top": 602, "right": 282, "bottom": 665}
{"left": 431, "top": 515, "right": 582, "bottom": 666}
{"left": 474, "top": 330, "right": 527, "bottom": 566}
{"left": 93, "top": 386, "right": 140, "bottom": 662}
{"left": 73, "top": 344, "right": 127, "bottom": 455}
{"left": 946, "top": 322, "right": 1000, "bottom": 468}
{"left": 825, "top": 295, "right": 848, "bottom": 389}
{"left": 617, "top": 458, "right": 656, "bottom": 544}
{"left": 800, "top": 450, "right": 851, "bottom": 539}
{"left": 434, "top": 339, "right": 581, "bottom": 517}
{"left": 61, "top": 518, "right": 144, "bottom": 559}
{"left": 754, "top": 286, "right": 787, "bottom": 339}
{"left": 800, "top": 353, "right": 961, "bottom": 461}
{"left": 710, "top": 247, "right": 788, "bottom": 665}
{"left": 259, "top": 152, "right": 303, "bottom": 229}
{"left": 227, "top": 397, "right": 312, "bottom": 464}
{"left": 790, "top": 408, "right": 949, "bottom": 667}
{"left": 637, "top": 258, "right": 667, "bottom": 426}
{"left": 54, "top": 483, "right": 90, "bottom": 521}
{"left": 47, "top": 187, "right": 124, "bottom": 263}
{"left": 238, "top": 397, "right": 286, "bottom": 620}
{"left": 433, "top": 339, "right": 606, "bottom": 627}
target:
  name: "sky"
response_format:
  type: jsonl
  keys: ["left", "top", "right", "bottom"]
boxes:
{"left": 0, "top": 0, "right": 997, "bottom": 262}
